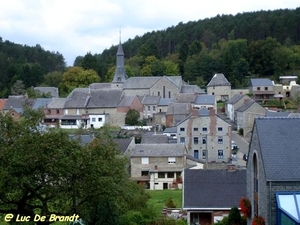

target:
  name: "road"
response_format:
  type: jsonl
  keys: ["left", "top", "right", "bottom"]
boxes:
{"left": 231, "top": 131, "right": 249, "bottom": 167}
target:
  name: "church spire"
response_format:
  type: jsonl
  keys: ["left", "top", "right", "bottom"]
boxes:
{"left": 112, "top": 30, "right": 127, "bottom": 83}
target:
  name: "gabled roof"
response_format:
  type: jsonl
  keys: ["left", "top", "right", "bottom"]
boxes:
{"left": 235, "top": 99, "right": 257, "bottom": 112}
{"left": 118, "top": 95, "right": 136, "bottom": 107}
{"left": 4, "top": 95, "right": 26, "bottom": 110}
{"left": 198, "top": 108, "right": 210, "bottom": 116}
{"left": 207, "top": 73, "right": 231, "bottom": 87}
{"left": 166, "top": 102, "right": 191, "bottom": 115}
{"left": 32, "top": 98, "right": 53, "bottom": 109}
{"left": 250, "top": 78, "right": 274, "bottom": 86}
{"left": 141, "top": 134, "right": 169, "bottom": 144}
{"left": 123, "top": 77, "right": 161, "bottom": 89}
{"left": 64, "top": 88, "right": 90, "bottom": 108}
{"left": 89, "top": 83, "right": 112, "bottom": 89}
{"left": 253, "top": 117, "right": 300, "bottom": 181}
{"left": 226, "top": 94, "right": 248, "bottom": 104}
{"left": 141, "top": 96, "right": 161, "bottom": 105}
{"left": 195, "top": 95, "right": 215, "bottom": 105}
{"left": 87, "top": 89, "right": 122, "bottom": 108}
{"left": 113, "top": 137, "right": 134, "bottom": 154}
{"left": 181, "top": 84, "right": 205, "bottom": 94}
{"left": 164, "top": 76, "right": 183, "bottom": 88}
{"left": 131, "top": 144, "right": 186, "bottom": 157}
{"left": 158, "top": 98, "right": 174, "bottom": 106}
{"left": 183, "top": 169, "right": 246, "bottom": 209}
{"left": 46, "top": 98, "right": 66, "bottom": 109}
{"left": 34, "top": 87, "right": 59, "bottom": 98}
{"left": 175, "top": 93, "right": 197, "bottom": 103}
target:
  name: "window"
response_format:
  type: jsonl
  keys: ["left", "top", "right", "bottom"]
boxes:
{"left": 148, "top": 106, "right": 150, "bottom": 111}
{"left": 47, "top": 109, "right": 51, "bottom": 114}
{"left": 153, "top": 106, "right": 156, "bottom": 111}
{"left": 158, "top": 172, "right": 165, "bottom": 178}
{"left": 180, "top": 137, "right": 185, "bottom": 144}
{"left": 202, "top": 150, "right": 206, "bottom": 159}
{"left": 141, "top": 157, "right": 149, "bottom": 164}
{"left": 56, "top": 109, "right": 59, "bottom": 114}
{"left": 265, "top": 87, "right": 268, "bottom": 90}
{"left": 194, "top": 150, "right": 199, "bottom": 159}
{"left": 257, "top": 87, "right": 260, "bottom": 91}
{"left": 176, "top": 172, "right": 181, "bottom": 178}
{"left": 167, "top": 172, "right": 174, "bottom": 178}
{"left": 218, "top": 136, "right": 223, "bottom": 144}
{"left": 212, "top": 92, "right": 215, "bottom": 95}
{"left": 98, "top": 118, "right": 102, "bottom": 122}
{"left": 141, "top": 171, "right": 148, "bottom": 176}
{"left": 202, "top": 127, "right": 207, "bottom": 132}
{"left": 218, "top": 150, "right": 223, "bottom": 159}
{"left": 169, "top": 91, "right": 171, "bottom": 98}
{"left": 168, "top": 157, "right": 176, "bottom": 164}
{"left": 92, "top": 118, "right": 96, "bottom": 122}
{"left": 202, "top": 137, "right": 207, "bottom": 144}
{"left": 158, "top": 91, "right": 160, "bottom": 96}
{"left": 193, "top": 127, "right": 198, "bottom": 131}
{"left": 218, "top": 127, "right": 223, "bottom": 131}
{"left": 180, "top": 127, "right": 185, "bottom": 131}
{"left": 194, "top": 137, "right": 199, "bottom": 144}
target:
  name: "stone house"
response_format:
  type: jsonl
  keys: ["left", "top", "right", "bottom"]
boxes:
{"left": 206, "top": 73, "right": 231, "bottom": 101}
{"left": 176, "top": 108, "right": 232, "bottom": 163}
{"left": 249, "top": 78, "right": 275, "bottom": 101}
{"left": 246, "top": 117, "right": 300, "bottom": 224}
{"left": 165, "top": 102, "right": 192, "bottom": 127}
{"left": 117, "top": 95, "right": 143, "bottom": 118}
{"left": 235, "top": 99, "right": 266, "bottom": 138}
{"left": 141, "top": 95, "right": 161, "bottom": 119}
{"left": 43, "top": 98, "right": 66, "bottom": 127}
{"left": 226, "top": 94, "right": 251, "bottom": 121}
{"left": 193, "top": 94, "right": 216, "bottom": 111}
{"left": 183, "top": 168, "right": 246, "bottom": 225}
{"left": 130, "top": 143, "right": 187, "bottom": 190}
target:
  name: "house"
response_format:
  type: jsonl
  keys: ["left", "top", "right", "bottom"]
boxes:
{"left": 43, "top": 98, "right": 66, "bottom": 127}
{"left": 206, "top": 73, "right": 231, "bottom": 101}
{"left": 165, "top": 102, "right": 192, "bottom": 127}
{"left": 226, "top": 94, "right": 251, "bottom": 121}
{"left": 176, "top": 108, "right": 232, "bottom": 163}
{"left": 130, "top": 143, "right": 187, "bottom": 190}
{"left": 249, "top": 78, "right": 275, "bottom": 101}
{"left": 32, "top": 98, "right": 53, "bottom": 110}
{"left": 246, "top": 117, "right": 300, "bottom": 224}
{"left": 113, "top": 137, "right": 135, "bottom": 155}
{"left": 193, "top": 94, "right": 216, "bottom": 110}
{"left": 181, "top": 84, "right": 205, "bottom": 94}
{"left": 34, "top": 87, "right": 59, "bottom": 98}
{"left": 141, "top": 134, "right": 169, "bottom": 144}
{"left": 153, "top": 98, "right": 174, "bottom": 125}
{"left": 141, "top": 95, "right": 161, "bottom": 119}
{"left": 183, "top": 168, "right": 246, "bottom": 225}
{"left": 163, "top": 127, "right": 178, "bottom": 141}
{"left": 235, "top": 99, "right": 266, "bottom": 138}
{"left": 3, "top": 95, "right": 34, "bottom": 120}
{"left": 117, "top": 95, "right": 143, "bottom": 115}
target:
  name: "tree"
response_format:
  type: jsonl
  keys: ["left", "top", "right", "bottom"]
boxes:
{"left": 125, "top": 109, "right": 140, "bottom": 125}
{"left": 43, "top": 71, "right": 63, "bottom": 87}
{"left": 81, "top": 52, "right": 98, "bottom": 72}
{"left": 61, "top": 67, "right": 100, "bottom": 93}
{"left": 228, "top": 206, "right": 241, "bottom": 225}
{"left": 189, "top": 40, "right": 202, "bottom": 56}
{"left": 163, "top": 60, "right": 180, "bottom": 75}
{"left": 10, "top": 80, "right": 26, "bottom": 95}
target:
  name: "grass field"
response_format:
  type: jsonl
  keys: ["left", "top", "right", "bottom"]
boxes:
{"left": 146, "top": 189, "right": 182, "bottom": 216}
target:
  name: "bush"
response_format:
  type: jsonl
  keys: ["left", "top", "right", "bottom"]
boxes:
{"left": 238, "top": 128, "right": 244, "bottom": 136}
{"left": 165, "top": 197, "right": 176, "bottom": 208}
{"left": 228, "top": 207, "right": 241, "bottom": 225}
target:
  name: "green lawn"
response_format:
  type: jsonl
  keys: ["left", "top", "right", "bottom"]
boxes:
{"left": 146, "top": 189, "right": 182, "bottom": 215}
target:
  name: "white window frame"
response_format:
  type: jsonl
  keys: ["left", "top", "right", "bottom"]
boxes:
{"left": 141, "top": 157, "right": 149, "bottom": 164}
{"left": 168, "top": 157, "right": 176, "bottom": 164}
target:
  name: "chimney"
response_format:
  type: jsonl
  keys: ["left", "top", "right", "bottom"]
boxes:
{"left": 226, "top": 164, "right": 236, "bottom": 172}
{"left": 208, "top": 107, "right": 215, "bottom": 116}
{"left": 244, "top": 99, "right": 249, "bottom": 104}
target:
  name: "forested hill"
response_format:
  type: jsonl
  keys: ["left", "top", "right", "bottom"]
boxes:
{"left": 83, "top": 7, "right": 300, "bottom": 89}
{"left": 0, "top": 38, "right": 65, "bottom": 97}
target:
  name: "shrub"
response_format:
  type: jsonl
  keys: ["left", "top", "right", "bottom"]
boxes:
{"left": 228, "top": 206, "right": 241, "bottom": 225}
{"left": 165, "top": 197, "right": 176, "bottom": 208}
{"left": 238, "top": 128, "right": 244, "bottom": 135}
{"left": 252, "top": 215, "right": 265, "bottom": 225}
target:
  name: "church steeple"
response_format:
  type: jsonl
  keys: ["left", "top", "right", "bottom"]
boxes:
{"left": 112, "top": 31, "right": 128, "bottom": 83}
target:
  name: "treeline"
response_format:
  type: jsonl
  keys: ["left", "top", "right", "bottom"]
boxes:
{"left": 0, "top": 37, "right": 66, "bottom": 97}
{"left": 74, "top": 7, "right": 300, "bottom": 88}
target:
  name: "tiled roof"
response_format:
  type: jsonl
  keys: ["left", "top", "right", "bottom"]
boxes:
{"left": 64, "top": 88, "right": 90, "bottom": 108}
{"left": 89, "top": 83, "right": 112, "bottom": 89}
{"left": 0, "top": 99, "right": 7, "bottom": 110}
{"left": 250, "top": 78, "right": 274, "bottom": 86}
{"left": 113, "top": 137, "right": 134, "bottom": 154}
{"left": 123, "top": 77, "right": 161, "bottom": 89}
{"left": 87, "top": 89, "right": 122, "bottom": 108}
{"left": 175, "top": 93, "right": 197, "bottom": 103}
{"left": 46, "top": 98, "right": 66, "bottom": 109}
{"left": 118, "top": 95, "right": 136, "bottom": 107}
{"left": 207, "top": 73, "right": 231, "bottom": 87}
{"left": 195, "top": 95, "right": 215, "bottom": 105}
{"left": 131, "top": 144, "right": 186, "bottom": 157}
{"left": 4, "top": 95, "right": 26, "bottom": 110}
{"left": 265, "top": 111, "right": 290, "bottom": 117}
{"left": 183, "top": 169, "right": 246, "bottom": 208}
{"left": 254, "top": 117, "right": 300, "bottom": 181}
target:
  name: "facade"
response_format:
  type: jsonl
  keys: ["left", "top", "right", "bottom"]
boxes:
{"left": 235, "top": 99, "right": 266, "bottom": 138}
{"left": 141, "top": 95, "right": 161, "bottom": 119}
{"left": 130, "top": 143, "right": 187, "bottom": 190}
{"left": 226, "top": 94, "right": 251, "bottom": 121}
{"left": 249, "top": 78, "right": 275, "bottom": 101}
{"left": 206, "top": 73, "right": 231, "bottom": 101}
{"left": 176, "top": 108, "right": 232, "bottom": 163}
{"left": 183, "top": 168, "right": 246, "bottom": 225}
{"left": 246, "top": 117, "right": 300, "bottom": 225}
{"left": 43, "top": 98, "right": 66, "bottom": 127}
{"left": 165, "top": 102, "right": 192, "bottom": 127}
{"left": 193, "top": 94, "right": 216, "bottom": 110}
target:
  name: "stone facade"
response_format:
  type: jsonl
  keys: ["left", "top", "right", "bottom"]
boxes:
{"left": 207, "top": 85, "right": 231, "bottom": 102}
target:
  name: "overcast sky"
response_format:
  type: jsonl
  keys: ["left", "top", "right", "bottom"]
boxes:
{"left": 0, "top": 0, "right": 299, "bottom": 66}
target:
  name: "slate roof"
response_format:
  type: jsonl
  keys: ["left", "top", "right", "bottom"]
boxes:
{"left": 250, "top": 78, "right": 274, "bottom": 86}
{"left": 175, "top": 93, "right": 197, "bottom": 103}
{"left": 89, "top": 83, "right": 112, "bottom": 89}
{"left": 181, "top": 84, "right": 205, "bottom": 94}
{"left": 141, "top": 134, "right": 169, "bottom": 144}
{"left": 198, "top": 108, "right": 210, "bottom": 116}
{"left": 123, "top": 77, "right": 161, "bottom": 89}
{"left": 87, "top": 89, "right": 122, "bottom": 108}
{"left": 46, "top": 98, "right": 66, "bottom": 109}
{"left": 207, "top": 73, "right": 231, "bottom": 87}
{"left": 163, "top": 127, "right": 177, "bottom": 133}
{"left": 164, "top": 76, "right": 182, "bottom": 88}
{"left": 265, "top": 111, "right": 290, "bottom": 117}
{"left": 227, "top": 94, "right": 247, "bottom": 104}
{"left": 158, "top": 98, "right": 174, "bottom": 106}
{"left": 166, "top": 102, "right": 191, "bottom": 115}
{"left": 235, "top": 99, "right": 256, "bottom": 112}
{"left": 183, "top": 169, "right": 246, "bottom": 209}
{"left": 131, "top": 144, "right": 186, "bottom": 157}
{"left": 118, "top": 95, "right": 136, "bottom": 107}
{"left": 254, "top": 117, "right": 300, "bottom": 181}
{"left": 4, "top": 95, "right": 27, "bottom": 110}
{"left": 64, "top": 88, "right": 90, "bottom": 108}
{"left": 195, "top": 95, "right": 215, "bottom": 105}
{"left": 69, "top": 134, "right": 94, "bottom": 146}
{"left": 32, "top": 98, "right": 52, "bottom": 109}
{"left": 113, "top": 137, "right": 134, "bottom": 154}
{"left": 34, "top": 87, "right": 59, "bottom": 98}
{"left": 141, "top": 96, "right": 161, "bottom": 105}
